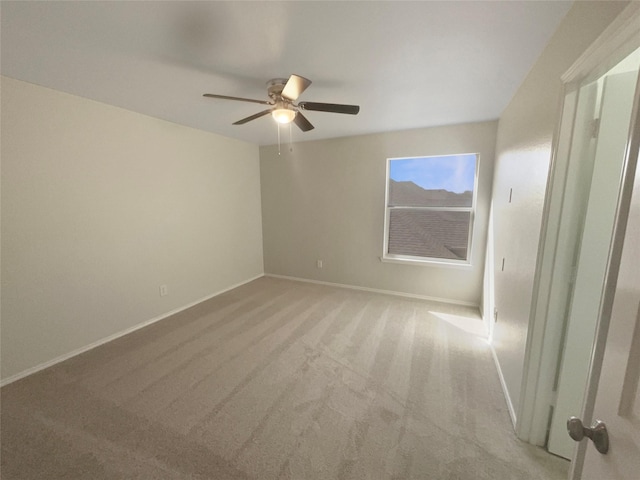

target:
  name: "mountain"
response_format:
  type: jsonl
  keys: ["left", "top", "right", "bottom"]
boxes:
{"left": 388, "top": 180, "right": 472, "bottom": 207}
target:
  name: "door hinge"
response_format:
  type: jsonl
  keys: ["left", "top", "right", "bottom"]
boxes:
{"left": 591, "top": 118, "right": 600, "bottom": 138}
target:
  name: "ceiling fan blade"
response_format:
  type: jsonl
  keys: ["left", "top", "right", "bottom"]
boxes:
{"left": 293, "top": 111, "right": 314, "bottom": 132}
{"left": 281, "top": 74, "right": 312, "bottom": 101}
{"left": 233, "top": 109, "right": 273, "bottom": 125}
{"left": 203, "top": 93, "right": 271, "bottom": 105}
{"left": 298, "top": 102, "right": 360, "bottom": 115}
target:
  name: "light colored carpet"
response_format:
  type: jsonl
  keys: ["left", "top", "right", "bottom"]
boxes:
{"left": 0, "top": 277, "right": 568, "bottom": 479}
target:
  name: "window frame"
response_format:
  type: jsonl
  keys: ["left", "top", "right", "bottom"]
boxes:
{"left": 382, "top": 153, "right": 480, "bottom": 267}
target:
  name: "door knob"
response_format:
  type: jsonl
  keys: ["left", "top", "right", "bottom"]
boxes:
{"left": 567, "top": 416, "right": 609, "bottom": 454}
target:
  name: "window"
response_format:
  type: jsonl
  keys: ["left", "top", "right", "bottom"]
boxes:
{"left": 383, "top": 154, "right": 478, "bottom": 265}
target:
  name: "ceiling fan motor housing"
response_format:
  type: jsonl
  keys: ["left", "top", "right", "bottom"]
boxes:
{"left": 267, "top": 79, "right": 288, "bottom": 100}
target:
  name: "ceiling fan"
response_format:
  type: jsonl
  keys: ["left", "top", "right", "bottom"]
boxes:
{"left": 203, "top": 74, "right": 359, "bottom": 132}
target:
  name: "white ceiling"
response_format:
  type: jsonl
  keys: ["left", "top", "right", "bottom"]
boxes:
{"left": 1, "top": 1, "right": 572, "bottom": 146}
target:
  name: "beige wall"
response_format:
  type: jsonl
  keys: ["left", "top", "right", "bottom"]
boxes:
{"left": 260, "top": 121, "right": 498, "bottom": 306}
{"left": 1, "top": 77, "right": 264, "bottom": 382}
{"left": 489, "top": 1, "right": 629, "bottom": 417}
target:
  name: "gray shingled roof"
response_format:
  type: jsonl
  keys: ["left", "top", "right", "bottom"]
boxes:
{"left": 388, "top": 180, "right": 471, "bottom": 260}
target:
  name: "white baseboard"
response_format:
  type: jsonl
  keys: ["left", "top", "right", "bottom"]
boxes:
{"left": 265, "top": 273, "right": 480, "bottom": 309}
{"left": 0, "top": 274, "right": 264, "bottom": 387}
{"left": 1, "top": 273, "right": 478, "bottom": 387}
{"left": 489, "top": 341, "right": 518, "bottom": 429}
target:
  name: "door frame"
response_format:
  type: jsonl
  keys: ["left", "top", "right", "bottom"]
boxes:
{"left": 517, "top": 1, "right": 640, "bottom": 450}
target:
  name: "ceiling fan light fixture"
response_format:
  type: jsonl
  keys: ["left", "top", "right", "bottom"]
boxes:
{"left": 272, "top": 108, "right": 296, "bottom": 124}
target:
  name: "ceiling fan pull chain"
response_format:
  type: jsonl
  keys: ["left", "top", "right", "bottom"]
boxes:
{"left": 277, "top": 123, "right": 281, "bottom": 155}
{"left": 289, "top": 122, "right": 293, "bottom": 152}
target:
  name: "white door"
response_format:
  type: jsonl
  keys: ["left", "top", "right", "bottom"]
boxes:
{"left": 547, "top": 66, "right": 640, "bottom": 459}
{"left": 570, "top": 111, "right": 640, "bottom": 479}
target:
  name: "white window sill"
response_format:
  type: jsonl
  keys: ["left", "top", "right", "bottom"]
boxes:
{"left": 380, "top": 255, "right": 473, "bottom": 269}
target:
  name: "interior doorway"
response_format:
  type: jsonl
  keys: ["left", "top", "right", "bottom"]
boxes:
{"left": 547, "top": 48, "right": 640, "bottom": 459}
{"left": 518, "top": 7, "right": 640, "bottom": 461}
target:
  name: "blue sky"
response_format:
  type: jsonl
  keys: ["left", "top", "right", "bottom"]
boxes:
{"left": 389, "top": 154, "right": 477, "bottom": 193}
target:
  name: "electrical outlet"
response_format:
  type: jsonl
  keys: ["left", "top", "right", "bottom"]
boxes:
{"left": 317, "top": 259, "right": 323, "bottom": 269}
{"left": 159, "top": 285, "right": 168, "bottom": 297}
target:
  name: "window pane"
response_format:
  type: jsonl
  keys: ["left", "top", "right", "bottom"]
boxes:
{"left": 388, "top": 209, "right": 470, "bottom": 260}
{"left": 388, "top": 154, "right": 476, "bottom": 207}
